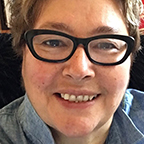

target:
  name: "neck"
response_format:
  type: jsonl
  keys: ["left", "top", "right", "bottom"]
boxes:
{"left": 51, "top": 116, "right": 113, "bottom": 144}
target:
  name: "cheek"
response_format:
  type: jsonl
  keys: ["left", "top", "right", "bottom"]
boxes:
{"left": 102, "top": 68, "right": 129, "bottom": 90}
{"left": 99, "top": 59, "right": 131, "bottom": 104}
{"left": 104, "top": 56, "right": 130, "bottom": 86}
{"left": 22, "top": 50, "right": 61, "bottom": 92}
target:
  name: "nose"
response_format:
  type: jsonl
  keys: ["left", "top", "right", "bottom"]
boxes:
{"left": 62, "top": 45, "right": 95, "bottom": 82}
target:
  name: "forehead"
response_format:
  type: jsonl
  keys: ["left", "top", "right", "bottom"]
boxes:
{"left": 34, "top": 0, "right": 127, "bottom": 36}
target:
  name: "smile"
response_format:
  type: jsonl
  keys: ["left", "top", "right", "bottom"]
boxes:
{"left": 60, "top": 93, "right": 98, "bottom": 103}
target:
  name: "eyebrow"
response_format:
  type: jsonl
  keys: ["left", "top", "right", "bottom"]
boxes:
{"left": 39, "top": 22, "right": 73, "bottom": 33}
{"left": 90, "top": 26, "right": 120, "bottom": 35}
{"left": 38, "top": 22, "right": 120, "bottom": 35}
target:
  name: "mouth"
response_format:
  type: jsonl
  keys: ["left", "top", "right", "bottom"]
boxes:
{"left": 55, "top": 93, "right": 100, "bottom": 103}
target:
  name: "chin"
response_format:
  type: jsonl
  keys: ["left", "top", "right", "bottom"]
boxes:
{"left": 62, "top": 129, "right": 92, "bottom": 138}
{"left": 56, "top": 120, "right": 96, "bottom": 138}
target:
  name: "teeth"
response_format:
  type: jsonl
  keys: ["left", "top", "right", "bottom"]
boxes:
{"left": 89, "top": 95, "right": 94, "bottom": 101}
{"left": 64, "top": 94, "right": 69, "bottom": 100}
{"left": 60, "top": 93, "right": 97, "bottom": 103}
{"left": 69, "top": 95, "right": 76, "bottom": 102}
{"left": 77, "top": 95, "right": 83, "bottom": 102}
{"left": 83, "top": 95, "right": 89, "bottom": 101}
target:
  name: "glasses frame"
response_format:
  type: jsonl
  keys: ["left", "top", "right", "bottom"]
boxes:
{"left": 24, "top": 29, "right": 135, "bottom": 66}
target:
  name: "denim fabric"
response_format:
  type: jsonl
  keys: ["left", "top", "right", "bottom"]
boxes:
{"left": 0, "top": 89, "right": 144, "bottom": 144}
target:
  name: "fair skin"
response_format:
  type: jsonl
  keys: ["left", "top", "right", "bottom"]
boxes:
{"left": 22, "top": 0, "right": 131, "bottom": 144}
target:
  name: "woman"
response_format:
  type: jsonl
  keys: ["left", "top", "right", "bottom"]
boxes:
{"left": 0, "top": 0, "right": 144, "bottom": 143}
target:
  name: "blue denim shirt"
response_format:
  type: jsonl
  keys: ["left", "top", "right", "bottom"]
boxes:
{"left": 0, "top": 89, "right": 144, "bottom": 144}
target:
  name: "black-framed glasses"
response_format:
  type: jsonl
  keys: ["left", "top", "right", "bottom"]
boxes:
{"left": 24, "top": 29, "right": 135, "bottom": 66}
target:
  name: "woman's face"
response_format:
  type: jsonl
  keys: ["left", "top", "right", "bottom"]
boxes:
{"left": 22, "top": 0, "right": 131, "bottom": 138}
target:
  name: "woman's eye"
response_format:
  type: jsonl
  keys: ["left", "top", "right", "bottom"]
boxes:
{"left": 43, "top": 40, "right": 65, "bottom": 47}
{"left": 97, "top": 42, "right": 117, "bottom": 50}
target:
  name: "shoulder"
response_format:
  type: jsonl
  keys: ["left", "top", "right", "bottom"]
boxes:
{"left": 127, "top": 89, "right": 144, "bottom": 134}
{"left": 0, "top": 96, "right": 24, "bottom": 124}
{"left": 0, "top": 97, "right": 25, "bottom": 141}
{"left": 0, "top": 96, "right": 24, "bottom": 115}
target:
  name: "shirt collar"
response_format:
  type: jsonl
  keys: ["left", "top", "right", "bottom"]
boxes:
{"left": 120, "top": 89, "right": 133, "bottom": 115}
{"left": 105, "top": 107, "right": 144, "bottom": 144}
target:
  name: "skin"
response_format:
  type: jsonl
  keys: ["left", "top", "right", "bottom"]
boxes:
{"left": 22, "top": 0, "right": 131, "bottom": 143}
